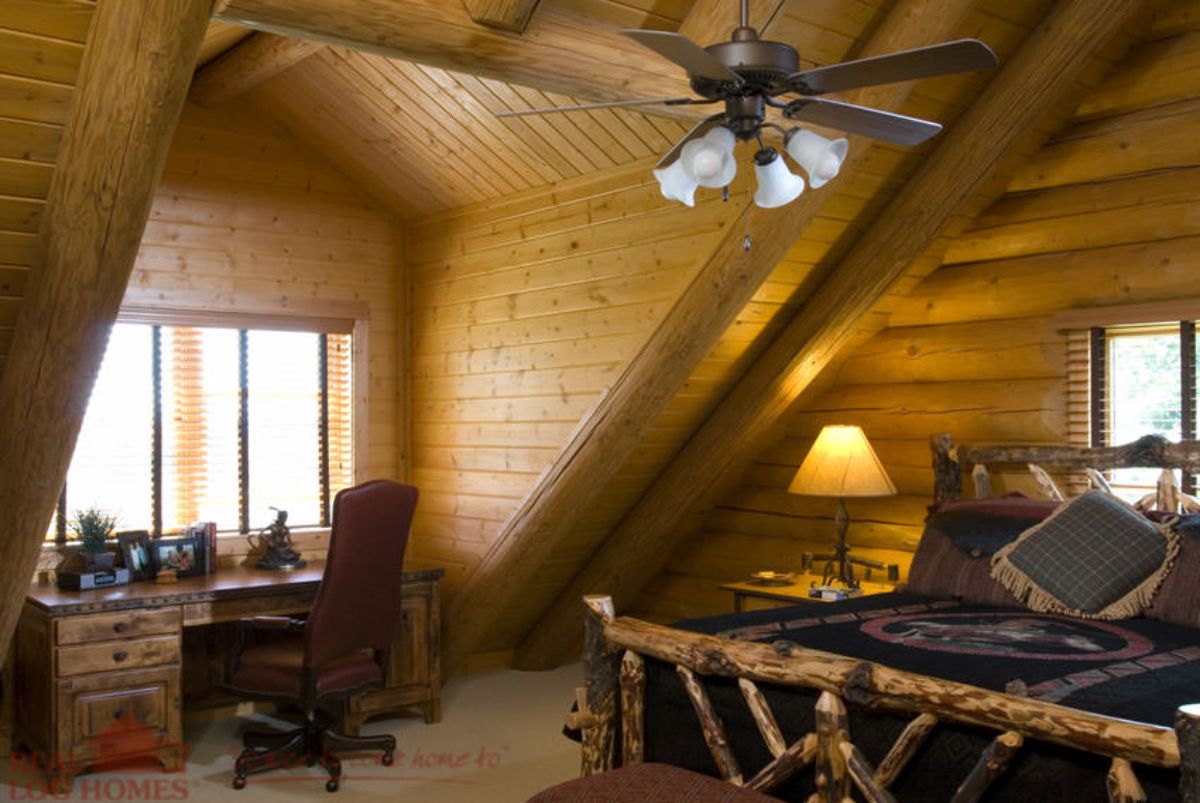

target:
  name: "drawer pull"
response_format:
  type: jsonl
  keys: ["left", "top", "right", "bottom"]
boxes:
{"left": 112, "top": 650, "right": 129, "bottom": 663}
{"left": 113, "top": 622, "right": 128, "bottom": 634}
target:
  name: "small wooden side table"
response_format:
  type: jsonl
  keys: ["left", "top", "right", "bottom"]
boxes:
{"left": 719, "top": 576, "right": 895, "bottom": 613}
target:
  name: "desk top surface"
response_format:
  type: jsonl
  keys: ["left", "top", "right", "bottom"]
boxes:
{"left": 26, "top": 563, "right": 443, "bottom": 615}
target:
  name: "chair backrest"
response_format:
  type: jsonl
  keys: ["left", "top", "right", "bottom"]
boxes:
{"left": 304, "top": 480, "right": 418, "bottom": 670}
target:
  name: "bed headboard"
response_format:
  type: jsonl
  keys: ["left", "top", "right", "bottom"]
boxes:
{"left": 930, "top": 433, "right": 1200, "bottom": 506}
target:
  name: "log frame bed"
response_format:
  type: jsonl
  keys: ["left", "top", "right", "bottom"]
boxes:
{"left": 571, "top": 434, "right": 1200, "bottom": 802}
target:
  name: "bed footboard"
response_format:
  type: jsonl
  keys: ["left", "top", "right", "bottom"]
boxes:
{"left": 576, "top": 595, "right": 1200, "bottom": 802}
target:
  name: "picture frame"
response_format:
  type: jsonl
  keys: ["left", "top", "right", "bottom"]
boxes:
{"left": 150, "top": 535, "right": 204, "bottom": 578}
{"left": 117, "top": 530, "right": 153, "bottom": 582}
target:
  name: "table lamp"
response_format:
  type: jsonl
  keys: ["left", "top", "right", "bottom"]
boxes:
{"left": 789, "top": 425, "right": 897, "bottom": 589}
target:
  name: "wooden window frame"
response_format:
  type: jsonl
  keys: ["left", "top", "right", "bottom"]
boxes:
{"left": 1057, "top": 301, "right": 1200, "bottom": 494}
{"left": 51, "top": 302, "right": 370, "bottom": 542}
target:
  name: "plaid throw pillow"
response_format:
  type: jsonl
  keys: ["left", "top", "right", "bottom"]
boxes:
{"left": 990, "top": 490, "right": 1179, "bottom": 619}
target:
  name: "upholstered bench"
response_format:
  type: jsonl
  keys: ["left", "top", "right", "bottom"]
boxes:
{"left": 528, "top": 763, "right": 783, "bottom": 802}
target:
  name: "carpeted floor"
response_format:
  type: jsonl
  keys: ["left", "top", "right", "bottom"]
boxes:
{"left": 2, "top": 663, "right": 582, "bottom": 802}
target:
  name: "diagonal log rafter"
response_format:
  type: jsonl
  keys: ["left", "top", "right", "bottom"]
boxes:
{"left": 0, "top": 0, "right": 213, "bottom": 664}
{"left": 438, "top": 0, "right": 984, "bottom": 678}
{"left": 212, "top": 0, "right": 695, "bottom": 116}
{"left": 515, "top": 0, "right": 1155, "bottom": 670}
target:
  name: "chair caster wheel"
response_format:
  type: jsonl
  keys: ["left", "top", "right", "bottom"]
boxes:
{"left": 326, "top": 779, "right": 339, "bottom": 792}
{"left": 382, "top": 751, "right": 394, "bottom": 766}
{"left": 232, "top": 776, "right": 246, "bottom": 790}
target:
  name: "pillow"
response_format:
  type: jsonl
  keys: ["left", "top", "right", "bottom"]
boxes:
{"left": 1144, "top": 515, "right": 1200, "bottom": 628}
{"left": 929, "top": 507, "right": 1058, "bottom": 557}
{"left": 990, "top": 490, "right": 1179, "bottom": 619}
{"left": 906, "top": 519, "right": 1022, "bottom": 606}
{"left": 938, "top": 492, "right": 1062, "bottom": 520}
{"left": 907, "top": 495, "right": 1059, "bottom": 605}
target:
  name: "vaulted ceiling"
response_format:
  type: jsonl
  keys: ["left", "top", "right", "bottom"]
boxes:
{"left": 0, "top": 0, "right": 1179, "bottom": 671}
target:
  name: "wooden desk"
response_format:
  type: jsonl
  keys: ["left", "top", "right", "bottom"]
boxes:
{"left": 13, "top": 564, "right": 442, "bottom": 785}
{"left": 719, "top": 577, "right": 894, "bottom": 612}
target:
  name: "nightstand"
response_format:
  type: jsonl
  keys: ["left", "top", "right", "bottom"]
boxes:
{"left": 719, "top": 576, "right": 895, "bottom": 613}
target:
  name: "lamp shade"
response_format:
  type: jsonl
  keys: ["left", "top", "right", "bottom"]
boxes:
{"left": 653, "top": 159, "right": 698, "bottom": 207}
{"left": 784, "top": 128, "right": 849, "bottom": 189}
{"left": 753, "top": 148, "right": 804, "bottom": 209}
{"left": 788, "top": 425, "right": 896, "bottom": 497}
{"left": 681, "top": 127, "right": 737, "bottom": 188}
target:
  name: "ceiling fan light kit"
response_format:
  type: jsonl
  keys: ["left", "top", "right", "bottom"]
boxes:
{"left": 752, "top": 147, "right": 805, "bottom": 209}
{"left": 499, "top": 1, "right": 998, "bottom": 211}
{"left": 680, "top": 126, "right": 738, "bottom": 187}
{"left": 784, "top": 128, "right": 848, "bottom": 189}
{"left": 652, "top": 159, "right": 698, "bottom": 207}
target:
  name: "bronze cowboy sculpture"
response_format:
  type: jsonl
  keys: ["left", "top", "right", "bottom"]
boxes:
{"left": 250, "top": 508, "right": 306, "bottom": 571}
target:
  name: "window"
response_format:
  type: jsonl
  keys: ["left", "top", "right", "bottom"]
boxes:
{"left": 1077, "top": 320, "right": 1197, "bottom": 501}
{"left": 52, "top": 321, "right": 354, "bottom": 542}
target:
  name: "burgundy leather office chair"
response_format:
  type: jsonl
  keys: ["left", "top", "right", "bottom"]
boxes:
{"left": 225, "top": 480, "right": 418, "bottom": 792}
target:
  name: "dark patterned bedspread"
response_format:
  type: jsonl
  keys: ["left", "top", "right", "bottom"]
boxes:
{"left": 638, "top": 592, "right": 1199, "bottom": 802}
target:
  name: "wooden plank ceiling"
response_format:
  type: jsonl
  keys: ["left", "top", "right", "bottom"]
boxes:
{"left": 227, "top": 0, "right": 899, "bottom": 220}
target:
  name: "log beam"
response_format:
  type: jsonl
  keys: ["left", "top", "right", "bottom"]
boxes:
{"left": 189, "top": 32, "right": 325, "bottom": 106}
{"left": 516, "top": 0, "right": 1153, "bottom": 670}
{"left": 447, "top": 0, "right": 981, "bottom": 678}
{"left": 0, "top": 1, "right": 212, "bottom": 664}
{"left": 462, "top": 0, "right": 541, "bottom": 34}
{"left": 212, "top": 0, "right": 693, "bottom": 113}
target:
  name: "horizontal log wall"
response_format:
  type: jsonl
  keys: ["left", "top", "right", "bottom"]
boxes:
{"left": 124, "top": 102, "right": 402, "bottom": 532}
{"left": 404, "top": 0, "right": 1053, "bottom": 640}
{"left": 638, "top": 7, "right": 1200, "bottom": 621}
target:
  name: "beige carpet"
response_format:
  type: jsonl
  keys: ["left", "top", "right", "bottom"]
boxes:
{"left": 2, "top": 663, "right": 582, "bottom": 802}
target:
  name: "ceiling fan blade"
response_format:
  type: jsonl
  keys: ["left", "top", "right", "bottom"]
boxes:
{"left": 494, "top": 97, "right": 698, "bottom": 117}
{"left": 657, "top": 112, "right": 727, "bottom": 168}
{"left": 784, "top": 97, "right": 942, "bottom": 146}
{"left": 785, "top": 39, "right": 998, "bottom": 96}
{"left": 622, "top": 29, "right": 743, "bottom": 83}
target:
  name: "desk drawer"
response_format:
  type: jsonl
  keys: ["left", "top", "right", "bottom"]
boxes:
{"left": 57, "top": 608, "right": 179, "bottom": 646}
{"left": 57, "top": 636, "right": 180, "bottom": 677}
{"left": 73, "top": 683, "right": 167, "bottom": 739}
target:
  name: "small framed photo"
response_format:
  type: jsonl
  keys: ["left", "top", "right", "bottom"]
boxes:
{"left": 151, "top": 536, "right": 204, "bottom": 578}
{"left": 117, "top": 530, "right": 153, "bottom": 581}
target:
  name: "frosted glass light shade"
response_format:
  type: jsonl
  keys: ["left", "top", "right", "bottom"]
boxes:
{"left": 653, "top": 159, "right": 698, "bottom": 207}
{"left": 784, "top": 128, "right": 849, "bottom": 189}
{"left": 753, "top": 148, "right": 804, "bottom": 209}
{"left": 789, "top": 425, "right": 896, "bottom": 497}
{"left": 681, "top": 127, "right": 737, "bottom": 188}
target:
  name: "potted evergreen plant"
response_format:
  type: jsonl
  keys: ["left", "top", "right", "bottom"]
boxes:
{"left": 72, "top": 507, "right": 117, "bottom": 571}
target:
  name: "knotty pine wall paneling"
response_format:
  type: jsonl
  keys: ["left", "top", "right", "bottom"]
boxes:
{"left": 122, "top": 101, "right": 403, "bottom": 524}
{"left": 637, "top": 10, "right": 1200, "bottom": 621}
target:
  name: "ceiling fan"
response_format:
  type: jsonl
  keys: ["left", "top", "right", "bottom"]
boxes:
{"left": 497, "top": 0, "right": 998, "bottom": 209}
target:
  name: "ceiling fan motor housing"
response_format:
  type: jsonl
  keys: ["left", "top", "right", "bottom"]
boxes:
{"left": 693, "top": 35, "right": 800, "bottom": 100}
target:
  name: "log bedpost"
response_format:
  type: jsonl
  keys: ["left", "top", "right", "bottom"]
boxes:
{"left": 619, "top": 650, "right": 645, "bottom": 765}
{"left": 950, "top": 730, "right": 1024, "bottom": 803}
{"left": 813, "top": 691, "right": 850, "bottom": 803}
{"left": 1179, "top": 704, "right": 1200, "bottom": 802}
{"left": 1107, "top": 757, "right": 1147, "bottom": 803}
{"left": 932, "top": 433, "right": 962, "bottom": 507}
{"left": 874, "top": 713, "right": 939, "bottom": 789}
{"left": 581, "top": 595, "right": 619, "bottom": 775}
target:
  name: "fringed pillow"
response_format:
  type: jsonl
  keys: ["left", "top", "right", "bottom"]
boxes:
{"left": 990, "top": 490, "right": 1179, "bottom": 619}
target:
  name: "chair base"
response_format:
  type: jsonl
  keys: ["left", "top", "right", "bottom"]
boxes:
{"left": 232, "top": 715, "right": 395, "bottom": 792}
